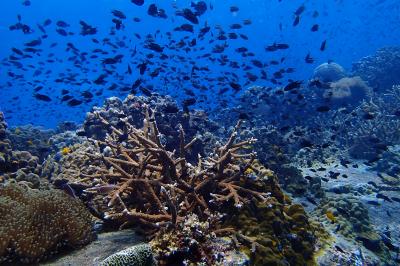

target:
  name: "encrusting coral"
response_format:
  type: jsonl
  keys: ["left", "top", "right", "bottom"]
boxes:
{"left": 0, "top": 182, "right": 94, "bottom": 264}
{"left": 78, "top": 105, "right": 316, "bottom": 264}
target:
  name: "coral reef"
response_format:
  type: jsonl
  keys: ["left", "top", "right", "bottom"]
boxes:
{"left": 42, "top": 140, "right": 104, "bottom": 185}
{"left": 100, "top": 244, "right": 155, "bottom": 266}
{"left": 57, "top": 103, "right": 318, "bottom": 264}
{"left": 314, "top": 196, "right": 391, "bottom": 259}
{"left": 352, "top": 47, "right": 400, "bottom": 91}
{"left": 373, "top": 145, "right": 400, "bottom": 183}
{"left": 8, "top": 125, "right": 54, "bottom": 162}
{"left": 0, "top": 147, "right": 43, "bottom": 188}
{"left": 337, "top": 90, "right": 400, "bottom": 160}
{"left": 0, "top": 182, "right": 94, "bottom": 264}
{"left": 2, "top": 150, "right": 42, "bottom": 184}
{"left": 0, "top": 113, "right": 46, "bottom": 187}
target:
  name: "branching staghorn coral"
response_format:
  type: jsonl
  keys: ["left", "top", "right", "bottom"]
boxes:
{"left": 83, "top": 106, "right": 269, "bottom": 240}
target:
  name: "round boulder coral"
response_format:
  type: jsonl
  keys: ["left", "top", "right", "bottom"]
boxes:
{"left": 313, "top": 62, "right": 346, "bottom": 83}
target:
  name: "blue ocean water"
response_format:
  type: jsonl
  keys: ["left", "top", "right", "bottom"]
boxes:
{"left": 1, "top": 0, "right": 399, "bottom": 128}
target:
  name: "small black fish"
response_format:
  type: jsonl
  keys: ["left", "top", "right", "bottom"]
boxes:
{"left": 112, "top": 18, "right": 123, "bottom": 30}
{"left": 295, "top": 4, "right": 305, "bottom": 16}
{"left": 43, "top": 19, "right": 52, "bottom": 26}
{"left": 34, "top": 93, "right": 51, "bottom": 101}
{"left": 316, "top": 106, "right": 330, "bottom": 112}
{"left": 329, "top": 171, "right": 340, "bottom": 179}
{"left": 192, "top": 1, "right": 207, "bottom": 16}
{"left": 376, "top": 193, "right": 392, "bottom": 202}
{"left": 56, "top": 20, "right": 70, "bottom": 27}
{"left": 25, "top": 39, "right": 42, "bottom": 47}
{"left": 229, "top": 82, "right": 241, "bottom": 91}
{"left": 305, "top": 53, "right": 314, "bottom": 63}
{"left": 11, "top": 47, "right": 23, "bottom": 55}
{"left": 131, "top": 78, "right": 142, "bottom": 90}
{"left": 367, "top": 200, "right": 380, "bottom": 206}
{"left": 138, "top": 62, "right": 147, "bottom": 74}
{"left": 56, "top": 28, "right": 68, "bottom": 36}
{"left": 391, "top": 197, "right": 400, "bottom": 203}
{"left": 67, "top": 99, "right": 83, "bottom": 106}
{"left": 311, "top": 24, "right": 319, "bottom": 32}
{"left": 61, "top": 95, "right": 74, "bottom": 103}
{"left": 293, "top": 15, "right": 300, "bottom": 26}
{"left": 176, "top": 8, "right": 199, "bottom": 24}
{"left": 320, "top": 40, "right": 327, "bottom": 51}
{"left": 131, "top": 0, "right": 144, "bottom": 6}
{"left": 112, "top": 10, "right": 126, "bottom": 19}
{"left": 335, "top": 245, "right": 344, "bottom": 253}
{"left": 147, "top": 4, "right": 167, "bottom": 19}
{"left": 139, "top": 86, "right": 152, "bottom": 97}
{"left": 230, "top": 6, "right": 239, "bottom": 12}
{"left": 284, "top": 80, "right": 302, "bottom": 91}
{"left": 144, "top": 41, "right": 164, "bottom": 52}
{"left": 81, "top": 90, "right": 93, "bottom": 99}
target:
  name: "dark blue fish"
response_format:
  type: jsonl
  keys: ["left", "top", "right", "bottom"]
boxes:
{"left": 131, "top": 0, "right": 144, "bottom": 6}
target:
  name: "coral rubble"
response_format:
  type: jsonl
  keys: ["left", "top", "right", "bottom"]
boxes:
{"left": 0, "top": 183, "right": 94, "bottom": 264}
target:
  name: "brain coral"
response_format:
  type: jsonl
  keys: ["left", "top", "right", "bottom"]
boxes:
{"left": 0, "top": 183, "right": 94, "bottom": 264}
{"left": 100, "top": 244, "right": 155, "bottom": 266}
{"left": 313, "top": 62, "right": 346, "bottom": 83}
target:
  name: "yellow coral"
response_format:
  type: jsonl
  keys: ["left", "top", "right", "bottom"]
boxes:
{"left": 244, "top": 168, "right": 254, "bottom": 175}
{"left": 61, "top": 146, "right": 72, "bottom": 155}
{"left": 325, "top": 210, "right": 336, "bottom": 223}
